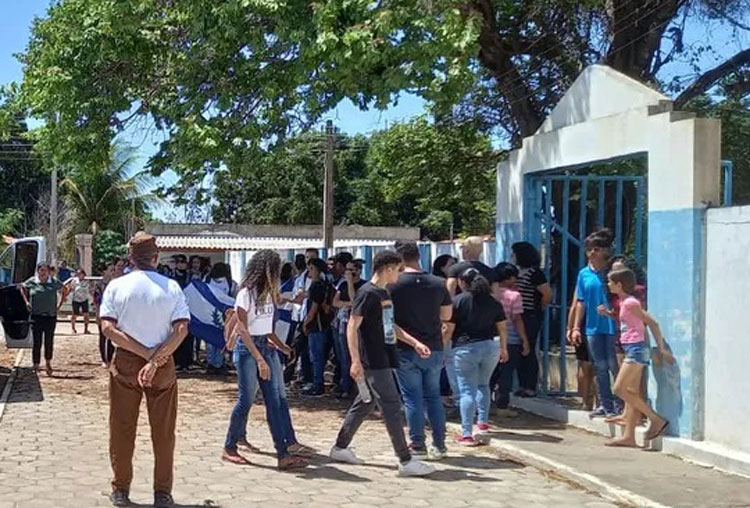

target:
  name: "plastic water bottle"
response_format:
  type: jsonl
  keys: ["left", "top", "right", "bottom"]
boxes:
{"left": 356, "top": 377, "right": 372, "bottom": 403}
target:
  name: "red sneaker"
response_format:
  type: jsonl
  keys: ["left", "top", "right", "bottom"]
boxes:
{"left": 477, "top": 423, "right": 491, "bottom": 432}
{"left": 455, "top": 435, "right": 480, "bottom": 447}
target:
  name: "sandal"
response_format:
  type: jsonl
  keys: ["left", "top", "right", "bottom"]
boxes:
{"left": 278, "top": 455, "right": 308, "bottom": 470}
{"left": 288, "top": 443, "right": 316, "bottom": 457}
{"left": 221, "top": 449, "right": 251, "bottom": 465}
{"left": 645, "top": 420, "right": 669, "bottom": 441}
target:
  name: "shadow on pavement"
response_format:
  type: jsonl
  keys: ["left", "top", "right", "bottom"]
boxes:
{"left": 441, "top": 454, "right": 524, "bottom": 471}
{"left": 489, "top": 413, "right": 566, "bottom": 431}
{"left": 7, "top": 367, "right": 43, "bottom": 403}
{"left": 131, "top": 503, "right": 224, "bottom": 508}
{"left": 485, "top": 430, "right": 564, "bottom": 443}
{"left": 0, "top": 364, "right": 10, "bottom": 395}
{"left": 294, "top": 464, "right": 373, "bottom": 482}
{"left": 427, "top": 468, "right": 503, "bottom": 482}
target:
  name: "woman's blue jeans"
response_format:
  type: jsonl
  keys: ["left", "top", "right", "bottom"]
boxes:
{"left": 224, "top": 336, "right": 295, "bottom": 458}
{"left": 586, "top": 334, "right": 621, "bottom": 414}
{"left": 453, "top": 339, "right": 500, "bottom": 436}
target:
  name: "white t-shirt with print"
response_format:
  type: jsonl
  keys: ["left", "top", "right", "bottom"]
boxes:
{"left": 99, "top": 270, "right": 190, "bottom": 348}
{"left": 235, "top": 287, "right": 275, "bottom": 336}
{"left": 70, "top": 277, "right": 90, "bottom": 302}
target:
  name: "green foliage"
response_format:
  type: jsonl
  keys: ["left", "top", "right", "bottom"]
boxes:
{"left": 0, "top": 209, "right": 25, "bottom": 237}
{"left": 213, "top": 117, "right": 499, "bottom": 239}
{"left": 353, "top": 117, "right": 498, "bottom": 238}
{"left": 16, "top": 0, "right": 479, "bottom": 201}
{"left": 213, "top": 132, "right": 369, "bottom": 224}
{"left": 92, "top": 230, "right": 126, "bottom": 272}
{"left": 62, "top": 142, "right": 157, "bottom": 237}
{"left": 0, "top": 110, "right": 48, "bottom": 237}
{"left": 12, "top": 0, "right": 749, "bottom": 218}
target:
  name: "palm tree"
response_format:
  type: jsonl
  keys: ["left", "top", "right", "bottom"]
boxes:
{"left": 61, "top": 142, "right": 160, "bottom": 239}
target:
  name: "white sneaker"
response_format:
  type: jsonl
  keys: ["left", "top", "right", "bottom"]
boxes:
{"left": 398, "top": 458, "right": 436, "bottom": 477}
{"left": 330, "top": 446, "right": 364, "bottom": 465}
{"left": 427, "top": 444, "right": 447, "bottom": 461}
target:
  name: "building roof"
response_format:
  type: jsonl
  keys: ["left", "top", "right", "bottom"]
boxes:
{"left": 147, "top": 223, "right": 420, "bottom": 241}
{"left": 155, "top": 235, "right": 397, "bottom": 252}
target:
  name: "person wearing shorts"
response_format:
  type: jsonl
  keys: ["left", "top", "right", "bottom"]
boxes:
{"left": 65, "top": 269, "right": 92, "bottom": 334}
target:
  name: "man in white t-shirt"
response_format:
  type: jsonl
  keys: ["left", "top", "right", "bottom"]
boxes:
{"left": 99, "top": 233, "right": 190, "bottom": 508}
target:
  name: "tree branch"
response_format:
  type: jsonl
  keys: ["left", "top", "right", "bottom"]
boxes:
{"left": 674, "top": 48, "right": 750, "bottom": 107}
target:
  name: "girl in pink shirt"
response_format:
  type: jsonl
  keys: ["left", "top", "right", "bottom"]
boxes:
{"left": 598, "top": 268, "right": 674, "bottom": 447}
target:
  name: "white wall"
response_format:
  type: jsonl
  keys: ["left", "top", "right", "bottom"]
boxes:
{"left": 704, "top": 205, "right": 750, "bottom": 453}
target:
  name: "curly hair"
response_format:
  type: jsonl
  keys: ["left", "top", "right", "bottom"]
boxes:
{"left": 241, "top": 250, "right": 281, "bottom": 311}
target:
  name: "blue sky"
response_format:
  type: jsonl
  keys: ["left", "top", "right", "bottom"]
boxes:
{"left": 1, "top": 1, "right": 747, "bottom": 220}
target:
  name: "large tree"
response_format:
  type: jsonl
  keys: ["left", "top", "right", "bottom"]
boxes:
{"left": 10, "top": 0, "right": 748, "bottom": 201}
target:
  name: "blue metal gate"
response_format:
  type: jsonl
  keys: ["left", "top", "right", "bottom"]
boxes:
{"left": 524, "top": 173, "right": 647, "bottom": 395}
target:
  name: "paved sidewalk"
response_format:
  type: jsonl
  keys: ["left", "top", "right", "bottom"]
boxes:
{"left": 0, "top": 326, "right": 613, "bottom": 508}
{"left": 467, "top": 410, "right": 750, "bottom": 507}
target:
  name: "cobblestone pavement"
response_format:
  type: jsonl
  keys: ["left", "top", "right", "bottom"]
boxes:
{"left": 0, "top": 325, "right": 617, "bottom": 508}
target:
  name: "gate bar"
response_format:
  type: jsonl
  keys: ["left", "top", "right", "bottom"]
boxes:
{"left": 542, "top": 179, "right": 552, "bottom": 393}
{"left": 560, "top": 180, "right": 570, "bottom": 394}
{"left": 635, "top": 178, "right": 645, "bottom": 265}
{"left": 722, "top": 160, "right": 733, "bottom": 206}
{"left": 579, "top": 178, "right": 588, "bottom": 267}
{"left": 534, "top": 213, "right": 583, "bottom": 247}
{"left": 597, "top": 181, "right": 605, "bottom": 227}
{"left": 615, "top": 180, "right": 623, "bottom": 254}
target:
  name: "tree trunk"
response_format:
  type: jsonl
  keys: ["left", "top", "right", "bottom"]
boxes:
{"left": 470, "top": 0, "right": 545, "bottom": 138}
{"left": 605, "top": 0, "right": 683, "bottom": 81}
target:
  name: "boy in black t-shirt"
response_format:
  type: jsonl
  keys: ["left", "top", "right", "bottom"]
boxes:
{"left": 330, "top": 250, "right": 435, "bottom": 477}
{"left": 390, "top": 242, "right": 453, "bottom": 460}
{"left": 302, "top": 258, "right": 333, "bottom": 397}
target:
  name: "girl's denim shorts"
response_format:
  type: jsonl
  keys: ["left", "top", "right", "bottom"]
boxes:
{"left": 622, "top": 341, "right": 650, "bottom": 366}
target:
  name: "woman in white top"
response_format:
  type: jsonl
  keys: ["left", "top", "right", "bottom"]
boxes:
{"left": 222, "top": 250, "right": 309, "bottom": 470}
{"left": 63, "top": 268, "right": 93, "bottom": 334}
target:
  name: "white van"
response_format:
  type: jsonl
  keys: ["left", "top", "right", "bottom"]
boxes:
{"left": 0, "top": 237, "right": 47, "bottom": 348}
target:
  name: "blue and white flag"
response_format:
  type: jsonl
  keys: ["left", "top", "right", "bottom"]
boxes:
{"left": 184, "top": 280, "right": 235, "bottom": 348}
{"left": 275, "top": 278, "right": 296, "bottom": 344}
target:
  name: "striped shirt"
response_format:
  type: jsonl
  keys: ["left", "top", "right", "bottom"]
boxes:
{"left": 516, "top": 267, "right": 547, "bottom": 315}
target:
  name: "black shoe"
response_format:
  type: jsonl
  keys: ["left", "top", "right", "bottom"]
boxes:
{"left": 109, "top": 489, "right": 131, "bottom": 507}
{"left": 154, "top": 491, "right": 174, "bottom": 508}
{"left": 301, "top": 386, "right": 324, "bottom": 397}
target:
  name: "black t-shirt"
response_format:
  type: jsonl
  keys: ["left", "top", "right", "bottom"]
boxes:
{"left": 448, "top": 260, "right": 495, "bottom": 284}
{"left": 338, "top": 279, "right": 366, "bottom": 302}
{"left": 390, "top": 271, "right": 452, "bottom": 351}
{"left": 451, "top": 292, "right": 506, "bottom": 345}
{"left": 516, "top": 266, "right": 547, "bottom": 315}
{"left": 307, "top": 280, "right": 333, "bottom": 332}
{"left": 351, "top": 282, "right": 398, "bottom": 369}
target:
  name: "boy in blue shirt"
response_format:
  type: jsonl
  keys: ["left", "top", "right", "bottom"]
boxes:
{"left": 571, "top": 229, "right": 620, "bottom": 417}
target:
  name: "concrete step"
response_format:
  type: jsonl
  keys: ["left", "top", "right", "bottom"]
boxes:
{"left": 510, "top": 394, "right": 657, "bottom": 449}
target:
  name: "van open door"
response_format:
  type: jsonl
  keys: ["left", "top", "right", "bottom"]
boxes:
{"left": 0, "top": 237, "right": 46, "bottom": 348}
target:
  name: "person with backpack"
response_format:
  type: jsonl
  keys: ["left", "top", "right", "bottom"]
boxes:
{"left": 302, "top": 257, "right": 334, "bottom": 397}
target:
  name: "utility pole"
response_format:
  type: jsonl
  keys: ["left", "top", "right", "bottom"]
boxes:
{"left": 49, "top": 166, "right": 58, "bottom": 266}
{"left": 323, "top": 119, "right": 335, "bottom": 251}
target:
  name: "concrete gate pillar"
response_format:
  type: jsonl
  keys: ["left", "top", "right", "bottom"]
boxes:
{"left": 645, "top": 116, "right": 720, "bottom": 439}
{"left": 74, "top": 234, "right": 93, "bottom": 275}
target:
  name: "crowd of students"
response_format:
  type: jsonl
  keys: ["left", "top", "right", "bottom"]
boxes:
{"left": 16, "top": 229, "right": 675, "bottom": 506}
